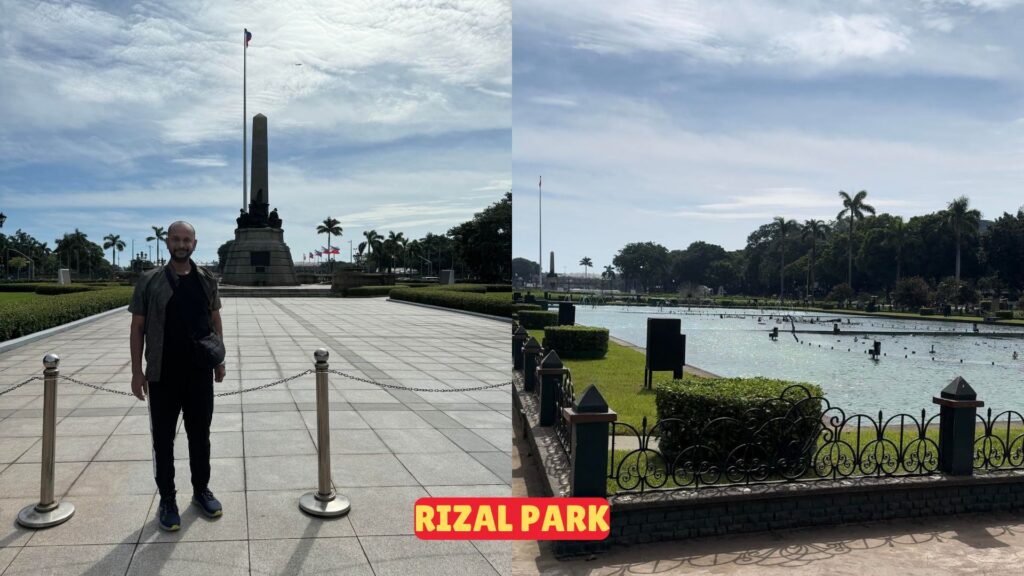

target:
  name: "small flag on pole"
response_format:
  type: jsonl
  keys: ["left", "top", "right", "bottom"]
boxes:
{"left": 245, "top": 29, "right": 252, "bottom": 47}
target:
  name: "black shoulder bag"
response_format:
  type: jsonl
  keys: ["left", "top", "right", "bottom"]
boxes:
{"left": 164, "top": 267, "right": 226, "bottom": 369}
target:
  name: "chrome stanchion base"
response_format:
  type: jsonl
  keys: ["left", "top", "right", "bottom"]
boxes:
{"left": 299, "top": 491, "right": 350, "bottom": 518}
{"left": 17, "top": 500, "right": 75, "bottom": 528}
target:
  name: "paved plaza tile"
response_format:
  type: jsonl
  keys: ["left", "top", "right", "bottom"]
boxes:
{"left": 0, "top": 297, "right": 511, "bottom": 575}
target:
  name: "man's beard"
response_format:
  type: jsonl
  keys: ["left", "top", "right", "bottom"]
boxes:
{"left": 171, "top": 248, "right": 192, "bottom": 262}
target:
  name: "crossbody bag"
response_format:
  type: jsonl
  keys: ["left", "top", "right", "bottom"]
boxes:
{"left": 163, "top": 267, "right": 225, "bottom": 369}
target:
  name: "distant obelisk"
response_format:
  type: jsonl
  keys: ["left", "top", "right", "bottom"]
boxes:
{"left": 221, "top": 114, "right": 298, "bottom": 286}
{"left": 548, "top": 251, "right": 556, "bottom": 277}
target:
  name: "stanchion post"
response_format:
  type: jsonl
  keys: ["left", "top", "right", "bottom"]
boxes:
{"left": 299, "top": 348, "right": 351, "bottom": 517}
{"left": 18, "top": 353, "right": 75, "bottom": 528}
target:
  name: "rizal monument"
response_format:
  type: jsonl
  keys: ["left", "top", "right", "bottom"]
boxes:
{"left": 221, "top": 113, "right": 299, "bottom": 285}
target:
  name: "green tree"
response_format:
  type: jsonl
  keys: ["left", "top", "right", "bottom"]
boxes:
{"left": 316, "top": 217, "right": 343, "bottom": 271}
{"left": 893, "top": 276, "right": 931, "bottom": 310}
{"left": 146, "top": 226, "right": 167, "bottom": 266}
{"left": 801, "top": 219, "right": 827, "bottom": 298}
{"left": 770, "top": 217, "right": 798, "bottom": 300}
{"left": 359, "top": 229, "right": 382, "bottom": 271}
{"left": 447, "top": 192, "right": 511, "bottom": 282}
{"left": 889, "top": 216, "right": 908, "bottom": 284}
{"left": 102, "top": 233, "right": 125, "bottom": 270}
{"left": 612, "top": 242, "right": 670, "bottom": 293}
{"left": 945, "top": 196, "right": 981, "bottom": 284}
{"left": 983, "top": 208, "right": 1024, "bottom": 289}
{"left": 837, "top": 190, "right": 875, "bottom": 290}
{"left": 513, "top": 258, "right": 540, "bottom": 282}
{"left": 579, "top": 257, "right": 592, "bottom": 281}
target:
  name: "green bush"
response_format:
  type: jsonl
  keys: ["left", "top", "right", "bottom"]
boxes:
{"left": 481, "top": 284, "right": 512, "bottom": 292}
{"left": 34, "top": 285, "right": 94, "bottom": 295}
{"left": 542, "top": 325, "right": 609, "bottom": 359}
{"left": 517, "top": 310, "right": 559, "bottom": 329}
{"left": 995, "top": 310, "right": 1014, "bottom": 320}
{"left": 436, "top": 284, "right": 487, "bottom": 293}
{"left": 342, "top": 285, "right": 399, "bottom": 297}
{"left": 389, "top": 286, "right": 538, "bottom": 317}
{"left": 919, "top": 307, "right": 934, "bottom": 316}
{"left": 819, "top": 302, "right": 835, "bottom": 310}
{"left": 655, "top": 376, "right": 824, "bottom": 468}
{"left": 719, "top": 299, "right": 735, "bottom": 307}
{"left": 0, "top": 283, "right": 43, "bottom": 293}
{"left": 0, "top": 287, "right": 133, "bottom": 342}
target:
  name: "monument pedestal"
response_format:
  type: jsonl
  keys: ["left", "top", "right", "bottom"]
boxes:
{"left": 221, "top": 228, "right": 298, "bottom": 286}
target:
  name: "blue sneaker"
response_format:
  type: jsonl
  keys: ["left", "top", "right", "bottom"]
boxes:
{"left": 158, "top": 497, "right": 180, "bottom": 531}
{"left": 192, "top": 488, "right": 223, "bottom": 518}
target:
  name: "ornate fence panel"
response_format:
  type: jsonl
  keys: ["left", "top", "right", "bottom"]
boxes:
{"left": 609, "top": 384, "right": 941, "bottom": 494}
{"left": 553, "top": 370, "right": 575, "bottom": 457}
{"left": 974, "top": 408, "right": 1024, "bottom": 472}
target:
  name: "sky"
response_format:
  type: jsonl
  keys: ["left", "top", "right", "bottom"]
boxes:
{"left": 0, "top": 0, "right": 511, "bottom": 264}
{"left": 512, "top": 0, "right": 1024, "bottom": 277}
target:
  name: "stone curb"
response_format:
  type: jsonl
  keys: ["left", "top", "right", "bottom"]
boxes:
{"left": 386, "top": 298, "right": 512, "bottom": 324}
{"left": 0, "top": 305, "right": 129, "bottom": 355}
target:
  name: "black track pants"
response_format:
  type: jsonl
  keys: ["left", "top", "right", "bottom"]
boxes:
{"left": 147, "top": 368, "right": 214, "bottom": 499}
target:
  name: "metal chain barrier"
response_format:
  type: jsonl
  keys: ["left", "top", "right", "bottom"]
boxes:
{"left": 0, "top": 376, "right": 41, "bottom": 396}
{"left": 328, "top": 369, "right": 511, "bottom": 392}
{"left": 25, "top": 368, "right": 508, "bottom": 398}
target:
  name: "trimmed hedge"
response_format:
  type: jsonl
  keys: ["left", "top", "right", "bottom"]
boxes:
{"left": 389, "top": 286, "right": 538, "bottom": 317}
{"left": 517, "top": 310, "right": 559, "bottom": 329}
{"left": 919, "top": 307, "right": 934, "bottom": 316}
{"left": 542, "top": 325, "right": 609, "bottom": 359}
{"left": 655, "top": 376, "right": 824, "bottom": 468}
{"left": 0, "top": 287, "right": 133, "bottom": 342}
{"left": 34, "top": 285, "right": 94, "bottom": 295}
{"left": 0, "top": 283, "right": 44, "bottom": 293}
{"left": 996, "top": 310, "right": 1014, "bottom": 320}
{"left": 343, "top": 285, "right": 399, "bottom": 297}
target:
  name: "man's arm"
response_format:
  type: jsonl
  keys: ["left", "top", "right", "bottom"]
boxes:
{"left": 130, "top": 314, "right": 148, "bottom": 400}
{"left": 212, "top": 309, "right": 226, "bottom": 383}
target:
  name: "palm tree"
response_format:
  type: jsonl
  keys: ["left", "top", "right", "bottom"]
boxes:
{"left": 837, "top": 190, "right": 875, "bottom": 289}
{"left": 579, "top": 257, "right": 593, "bottom": 283}
{"left": 945, "top": 196, "right": 981, "bottom": 283}
{"left": 770, "top": 217, "right": 798, "bottom": 300}
{"left": 102, "top": 234, "right": 125, "bottom": 270}
{"left": 601, "top": 265, "right": 616, "bottom": 292}
{"left": 359, "top": 229, "right": 382, "bottom": 271}
{"left": 316, "top": 217, "right": 343, "bottom": 270}
{"left": 801, "top": 219, "right": 827, "bottom": 298}
{"left": 890, "top": 216, "right": 907, "bottom": 284}
{"left": 146, "top": 226, "right": 167, "bottom": 265}
{"left": 386, "top": 231, "right": 406, "bottom": 273}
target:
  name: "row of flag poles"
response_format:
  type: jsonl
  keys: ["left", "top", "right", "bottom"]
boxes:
{"left": 302, "top": 247, "right": 341, "bottom": 263}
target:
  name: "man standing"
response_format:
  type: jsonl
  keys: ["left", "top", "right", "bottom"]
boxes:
{"left": 129, "top": 221, "right": 226, "bottom": 531}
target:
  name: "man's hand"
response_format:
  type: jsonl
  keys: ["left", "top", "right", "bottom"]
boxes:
{"left": 214, "top": 363, "right": 226, "bottom": 383}
{"left": 131, "top": 372, "right": 148, "bottom": 401}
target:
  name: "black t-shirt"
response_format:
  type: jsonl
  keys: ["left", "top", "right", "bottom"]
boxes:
{"left": 161, "top": 265, "right": 211, "bottom": 378}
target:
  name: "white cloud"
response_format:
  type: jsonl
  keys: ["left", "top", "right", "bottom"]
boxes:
{"left": 529, "top": 96, "right": 578, "bottom": 108}
{"left": 774, "top": 14, "right": 910, "bottom": 66}
{"left": 171, "top": 156, "right": 229, "bottom": 168}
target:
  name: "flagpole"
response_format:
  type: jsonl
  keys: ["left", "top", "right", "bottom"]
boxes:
{"left": 538, "top": 175, "right": 542, "bottom": 289}
{"left": 243, "top": 29, "right": 248, "bottom": 212}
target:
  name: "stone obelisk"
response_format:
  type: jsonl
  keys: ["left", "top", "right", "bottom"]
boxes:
{"left": 221, "top": 114, "right": 298, "bottom": 286}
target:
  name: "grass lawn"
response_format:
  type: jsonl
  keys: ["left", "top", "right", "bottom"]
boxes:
{"left": 528, "top": 328, "right": 661, "bottom": 433}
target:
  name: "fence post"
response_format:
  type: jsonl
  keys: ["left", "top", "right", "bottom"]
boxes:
{"left": 522, "top": 337, "right": 542, "bottom": 392}
{"left": 536, "top": 350, "right": 565, "bottom": 426}
{"left": 512, "top": 325, "right": 528, "bottom": 371}
{"left": 299, "top": 348, "right": 351, "bottom": 517}
{"left": 18, "top": 354, "right": 75, "bottom": 528}
{"left": 563, "top": 385, "right": 617, "bottom": 497}
{"left": 933, "top": 376, "right": 983, "bottom": 476}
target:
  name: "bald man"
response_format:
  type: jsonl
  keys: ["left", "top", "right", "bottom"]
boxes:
{"left": 129, "top": 221, "right": 225, "bottom": 531}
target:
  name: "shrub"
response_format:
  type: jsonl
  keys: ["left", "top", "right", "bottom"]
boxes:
{"left": 0, "top": 287, "right": 133, "bottom": 342}
{"left": 517, "top": 310, "right": 559, "bottom": 329}
{"left": 919, "top": 307, "right": 934, "bottom": 316}
{"left": 0, "top": 283, "right": 43, "bottom": 293}
{"left": 34, "top": 285, "right": 94, "bottom": 295}
{"left": 995, "top": 310, "right": 1014, "bottom": 320}
{"left": 481, "top": 284, "right": 513, "bottom": 292}
{"left": 542, "top": 325, "right": 609, "bottom": 359}
{"left": 818, "top": 302, "right": 835, "bottom": 310}
{"left": 343, "top": 285, "right": 399, "bottom": 297}
{"left": 827, "top": 283, "right": 854, "bottom": 303}
{"left": 894, "top": 277, "right": 931, "bottom": 310}
{"left": 389, "top": 286, "right": 538, "bottom": 317}
{"left": 655, "top": 376, "right": 824, "bottom": 469}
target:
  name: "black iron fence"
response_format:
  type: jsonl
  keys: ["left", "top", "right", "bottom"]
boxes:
{"left": 609, "top": 385, "right": 943, "bottom": 493}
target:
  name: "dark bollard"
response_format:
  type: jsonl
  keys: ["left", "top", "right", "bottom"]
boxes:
{"left": 537, "top": 350, "right": 566, "bottom": 426}
{"left": 769, "top": 326, "right": 778, "bottom": 341}
{"left": 563, "top": 386, "right": 617, "bottom": 497}
{"left": 870, "top": 340, "right": 881, "bottom": 360}
{"left": 512, "top": 325, "right": 528, "bottom": 370}
{"left": 522, "top": 337, "right": 543, "bottom": 392}
{"left": 933, "top": 376, "right": 984, "bottom": 476}
{"left": 558, "top": 302, "right": 576, "bottom": 326}
{"left": 833, "top": 323, "right": 840, "bottom": 334}
{"left": 513, "top": 291, "right": 522, "bottom": 302}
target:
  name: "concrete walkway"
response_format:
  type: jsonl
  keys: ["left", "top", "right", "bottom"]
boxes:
{"left": 0, "top": 297, "right": 511, "bottom": 575}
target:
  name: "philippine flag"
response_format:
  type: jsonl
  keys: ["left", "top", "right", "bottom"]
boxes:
{"left": 245, "top": 29, "right": 252, "bottom": 47}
